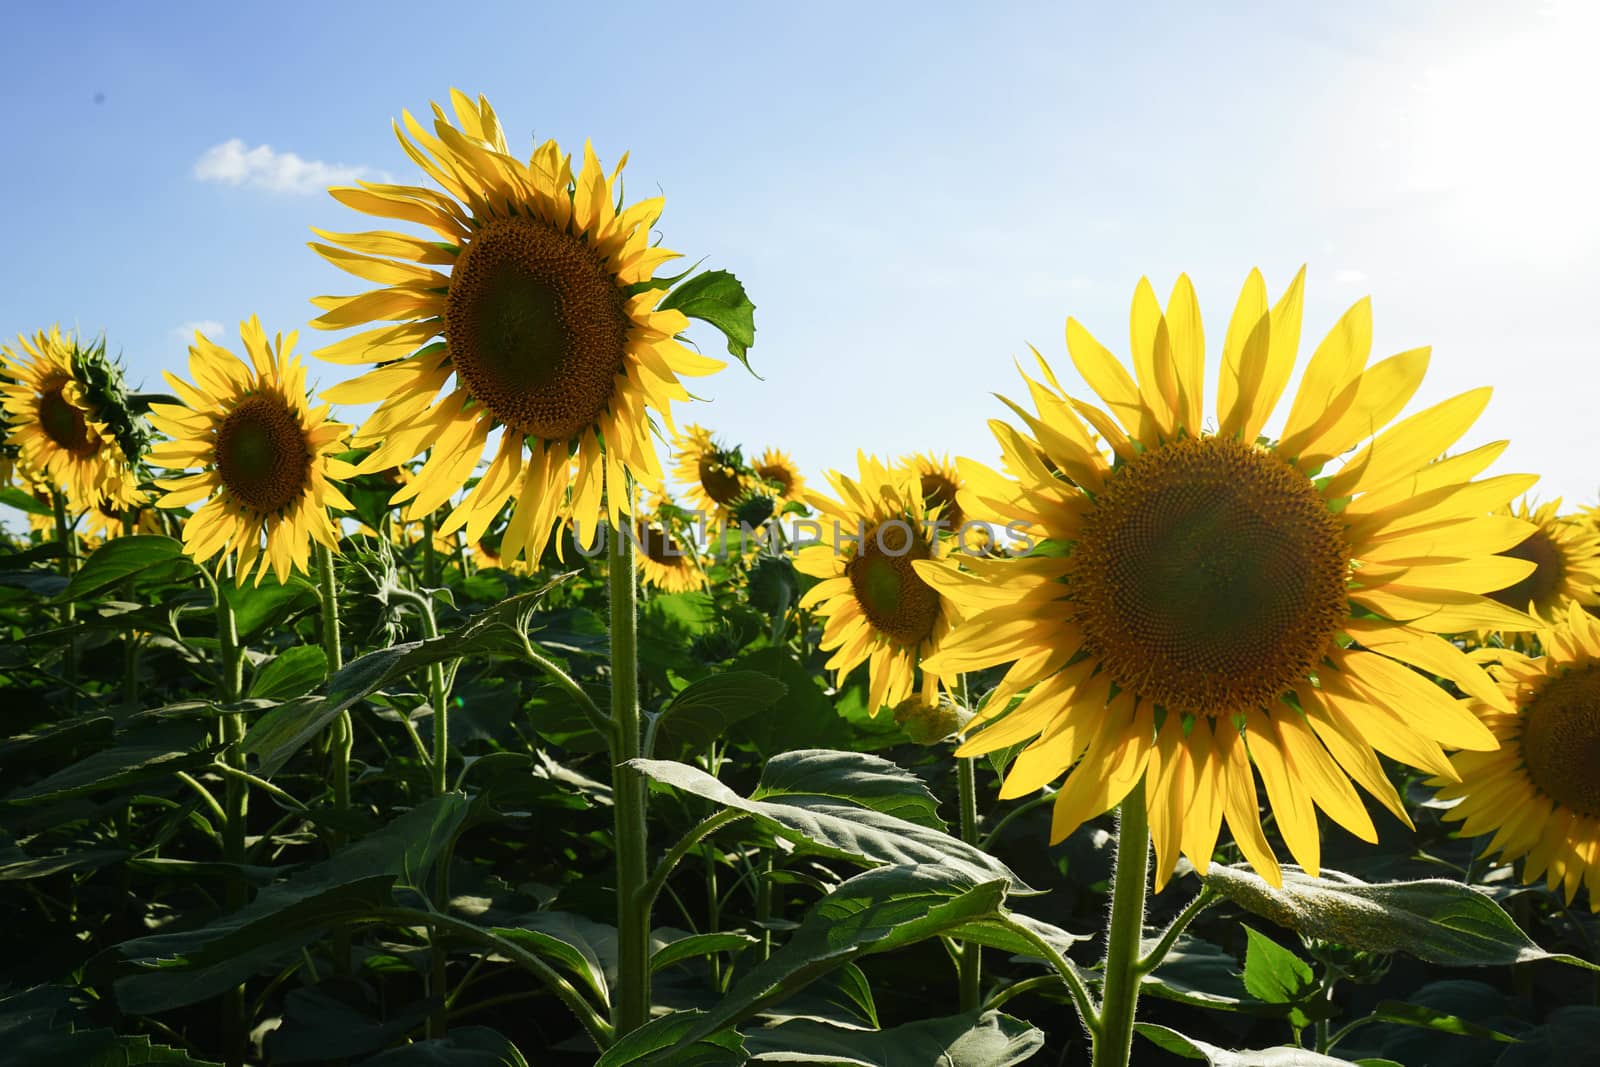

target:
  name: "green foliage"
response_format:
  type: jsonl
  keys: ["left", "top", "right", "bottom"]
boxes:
{"left": 657, "top": 270, "right": 758, "bottom": 374}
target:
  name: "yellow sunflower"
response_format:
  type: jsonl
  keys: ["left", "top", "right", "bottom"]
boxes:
{"left": 753, "top": 447, "right": 805, "bottom": 504}
{"left": 1433, "top": 605, "right": 1600, "bottom": 910}
{"left": 311, "top": 91, "right": 724, "bottom": 567}
{"left": 1485, "top": 499, "right": 1600, "bottom": 620}
{"left": 796, "top": 454, "right": 954, "bottom": 713}
{"left": 1, "top": 326, "right": 137, "bottom": 510}
{"left": 635, "top": 512, "right": 705, "bottom": 594}
{"left": 916, "top": 269, "right": 1540, "bottom": 889}
{"left": 148, "top": 319, "right": 355, "bottom": 584}
{"left": 672, "top": 424, "right": 747, "bottom": 524}
{"left": 79, "top": 472, "right": 162, "bottom": 543}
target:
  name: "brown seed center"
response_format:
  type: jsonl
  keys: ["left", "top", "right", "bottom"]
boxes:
{"left": 1067, "top": 436, "right": 1350, "bottom": 718}
{"left": 698, "top": 455, "right": 744, "bottom": 506}
{"left": 1520, "top": 664, "right": 1600, "bottom": 818}
{"left": 39, "top": 385, "right": 94, "bottom": 455}
{"left": 846, "top": 520, "right": 940, "bottom": 646}
{"left": 636, "top": 523, "right": 685, "bottom": 567}
{"left": 919, "top": 470, "right": 964, "bottom": 529}
{"left": 445, "top": 216, "right": 630, "bottom": 441}
{"left": 1489, "top": 527, "right": 1566, "bottom": 615}
{"left": 215, "top": 394, "right": 311, "bottom": 514}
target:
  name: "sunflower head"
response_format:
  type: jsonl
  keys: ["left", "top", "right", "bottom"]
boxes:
{"left": 916, "top": 269, "right": 1539, "bottom": 889}
{"left": 1434, "top": 605, "right": 1600, "bottom": 910}
{"left": 1486, "top": 499, "right": 1600, "bottom": 621}
{"left": 148, "top": 318, "right": 355, "bottom": 584}
{"left": 673, "top": 425, "right": 748, "bottom": 522}
{"left": 753, "top": 447, "right": 805, "bottom": 503}
{"left": 311, "top": 91, "right": 726, "bottom": 568}
{"left": 796, "top": 454, "right": 952, "bottom": 714}
{"left": 1, "top": 326, "right": 142, "bottom": 510}
{"left": 634, "top": 495, "right": 705, "bottom": 593}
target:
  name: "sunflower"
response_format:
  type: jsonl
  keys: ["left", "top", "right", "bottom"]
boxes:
{"left": 1, "top": 326, "right": 139, "bottom": 510}
{"left": 1485, "top": 499, "right": 1600, "bottom": 621}
{"left": 796, "top": 454, "right": 954, "bottom": 713}
{"left": 79, "top": 472, "right": 162, "bottom": 544}
{"left": 311, "top": 91, "right": 724, "bottom": 567}
{"left": 148, "top": 319, "right": 355, "bottom": 584}
{"left": 916, "top": 269, "right": 1540, "bottom": 889}
{"left": 902, "top": 452, "right": 995, "bottom": 553}
{"left": 635, "top": 501, "right": 705, "bottom": 594}
{"left": 1432, "top": 605, "right": 1600, "bottom": 910}
{"left": 753, "top": 447, "right": 805, "bottom": 504}
{"left": 673, "top": 424, "right": 747, "bottom": 525}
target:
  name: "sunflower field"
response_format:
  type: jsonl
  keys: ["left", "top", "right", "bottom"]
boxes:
{"left": 3, "top": 91, "right": 1599, "bottom": 1067}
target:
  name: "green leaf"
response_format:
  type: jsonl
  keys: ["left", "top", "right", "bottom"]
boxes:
{"left": 1492, "top": 1006, "right": 1600, "bottom": 1066}
{"left": 651, "top": 931, "right": 758, "bottom": 973}
{"left": 248, "top": 646, "right": 329, "bottom": 701}
{"left": 4, "top": 722, "right": 213, "bottom": 805}
{"left": 653, "top": 670, "right": 787, "bottom": 755}
{"left": 1135, "top": 1023, "right": 1361, "bottom": 1065}
{"left": 57, "top": 536, "right": 194, "bottom": 603}
{"left": 1142, "top": 936, "right": 1259, "bottom": 1011}
{"left": 657, "top": 269, "right": 757, "bottom": 374}
{"left": 741, "top": 1009, "right": 1045, "bottom": 1065}
{"left": 1364, "top": 1000, "right": 1518, "bottom": 1043}
{"left": 489, "top": 911, "right": 614, "bottom": 1006}
{"left": 630, "top": 757, "right": 1030, "bottom": 891}
{"left": 1241, "top": 926, "right": 1320, "bottom": 1028}
{"left": 262, "top": 986, "right": 433, "bottom": 1064}
{"left": 242, "top": 586, "right": 561, "bottom": 776}
{"left": 114, "top": 794, "right": 472, "bottom": 1013}
{"left": 1202, "top": 863, "right": 1600, "bottom": 971}
{"left": 750, "top": 749, "right": 946, "bottom": 830}
{"left": 668, "top": 865, "right": 1010, "bottom": 1053}
{"left": 353, "top": 1026, "right": 530, "bottom": 1066}
{"left": 592, "top": 1010, "right": 745, "bottom": 1067}
{"left": 0, "top": 485, "right": 53, "bottom": 515}
{"left": 224, "top": 577, "right": 316, "bottom": 642}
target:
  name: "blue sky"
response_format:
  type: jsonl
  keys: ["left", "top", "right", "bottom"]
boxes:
{"left": 3, "top": 0, "right": 1597, "bottom": 518}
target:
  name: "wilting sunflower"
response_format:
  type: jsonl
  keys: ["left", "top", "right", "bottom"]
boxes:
{"left": 635, "top": 499, "right": 705, "bottom": 593}
{"left": 796, "top": 454, "right": 954, "bottom": 713}
{"left": 1433, "top": 605, "right": 1600, "bottom": 910}
{"left": 1, "top": 326, "right": 139, "bottom": 510}
{"left": 149, "top": 319, "right": 355, "bottom": 584}
{"left": 673, "top": 424, "right": 747, "bottom": 525}
{"left": 917, "top": 269, "right": 1540, "bottom": 889}
{"left": 1485, "top": 499, "right": 1600, "bottom": 621}
{"left": 311, "top": 91, "right": 724, "bottom": 566}
{"left": 753, "top": 447, "right": 805, "bottom": 504}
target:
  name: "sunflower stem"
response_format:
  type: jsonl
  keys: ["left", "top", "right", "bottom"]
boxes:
{"left": 212, "top": 563, "right": 248, "bottom": 1067}
{"left": 956, "top": 753, "right": 982, "bottom": 1012}
{"left": 411, "top": 591, "right": 454, "bottom": 1039}
{"left": 314, "top": 542, "right": 353, "bottom": 975}
{"left": 608, "top": 521, "right": 651, "bottom": 1036}
{"left": 51, "top": 490, "right": 80, "bottom": 709}
{"left": 1094, "top": 786, "right": 1151, "bottom": 1067}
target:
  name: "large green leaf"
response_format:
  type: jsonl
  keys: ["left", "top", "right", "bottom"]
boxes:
{"left": 657, "top": 269, "right": 757, "bottom": 372}
{"left": 1136, "top": 1024, "right": 1361, "bottom": 1065}
{"left": 56, "top": 536, "right": 194, "bottom": 603}
{"left": 1241, "top": 926, "right": 1322, "bottom": 1029}
{"left": 630, "top": 758, "right": 1029, "bottom": 891}
{"left": 354, "top": 1026, "right": 529, "bottom": 1066}
{"left": 224, "top": 576, "right": 317, "bottom": 641}
{"left": 664, "top": 865, "right": 1010, "bottom": 1055}
{"left": 115, "top": 794, "right": 472, "bottom": 1013}
{"left": 1202, "top": 864, "right": 1600, "bottom": 970}
{"left": 750, "top": 749, "right": 945, "bottom": 830}
{"left": 264, "top": 986, "right": 432, "bottom": 1064}
{"left": 1141, "top": 936, "right": 1259, "bottom": 1011}
{"left": 592, "top": 1010, "right": 745, "bottom": 1067}
{"left": 4, "top": 722, "right": 213, "bottom": 805}
{"left": 489, "top": 910, "right": 614, "bottom": 1006}
{"left": 741, "top": 1010, "right": 1044, "bottom": 1065}
{"left": 1492, "top": 1006, "right": 1600, "bottom": 1066}
{"left": 248, "top": 645, "right": 329, "bottom": 701}
{"left": 652, "top": 670, "right": 787, "bottom": 755}
{"left": 242, "top": 587, "right": 558, "bottom": 775}
{"left": 0, "top": 984, "right": 221, "bottom": 1066}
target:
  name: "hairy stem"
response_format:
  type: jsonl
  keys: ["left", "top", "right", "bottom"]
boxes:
{"left": 608, "top": 523, "right": 651, "bottom": 1035}
{"left": 1093, "top": 787, "right": 1151, "bottom": 1067}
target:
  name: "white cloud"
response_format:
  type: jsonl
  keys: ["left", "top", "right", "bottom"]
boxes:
{"left": 172, "top": 320, "right": 225, "bottom": 343}
{"left": 1332, "top": 268, "right": 1367, "bottom": 285}
{"left": 193, "top": 139, "right": 387, "bottom": 195}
